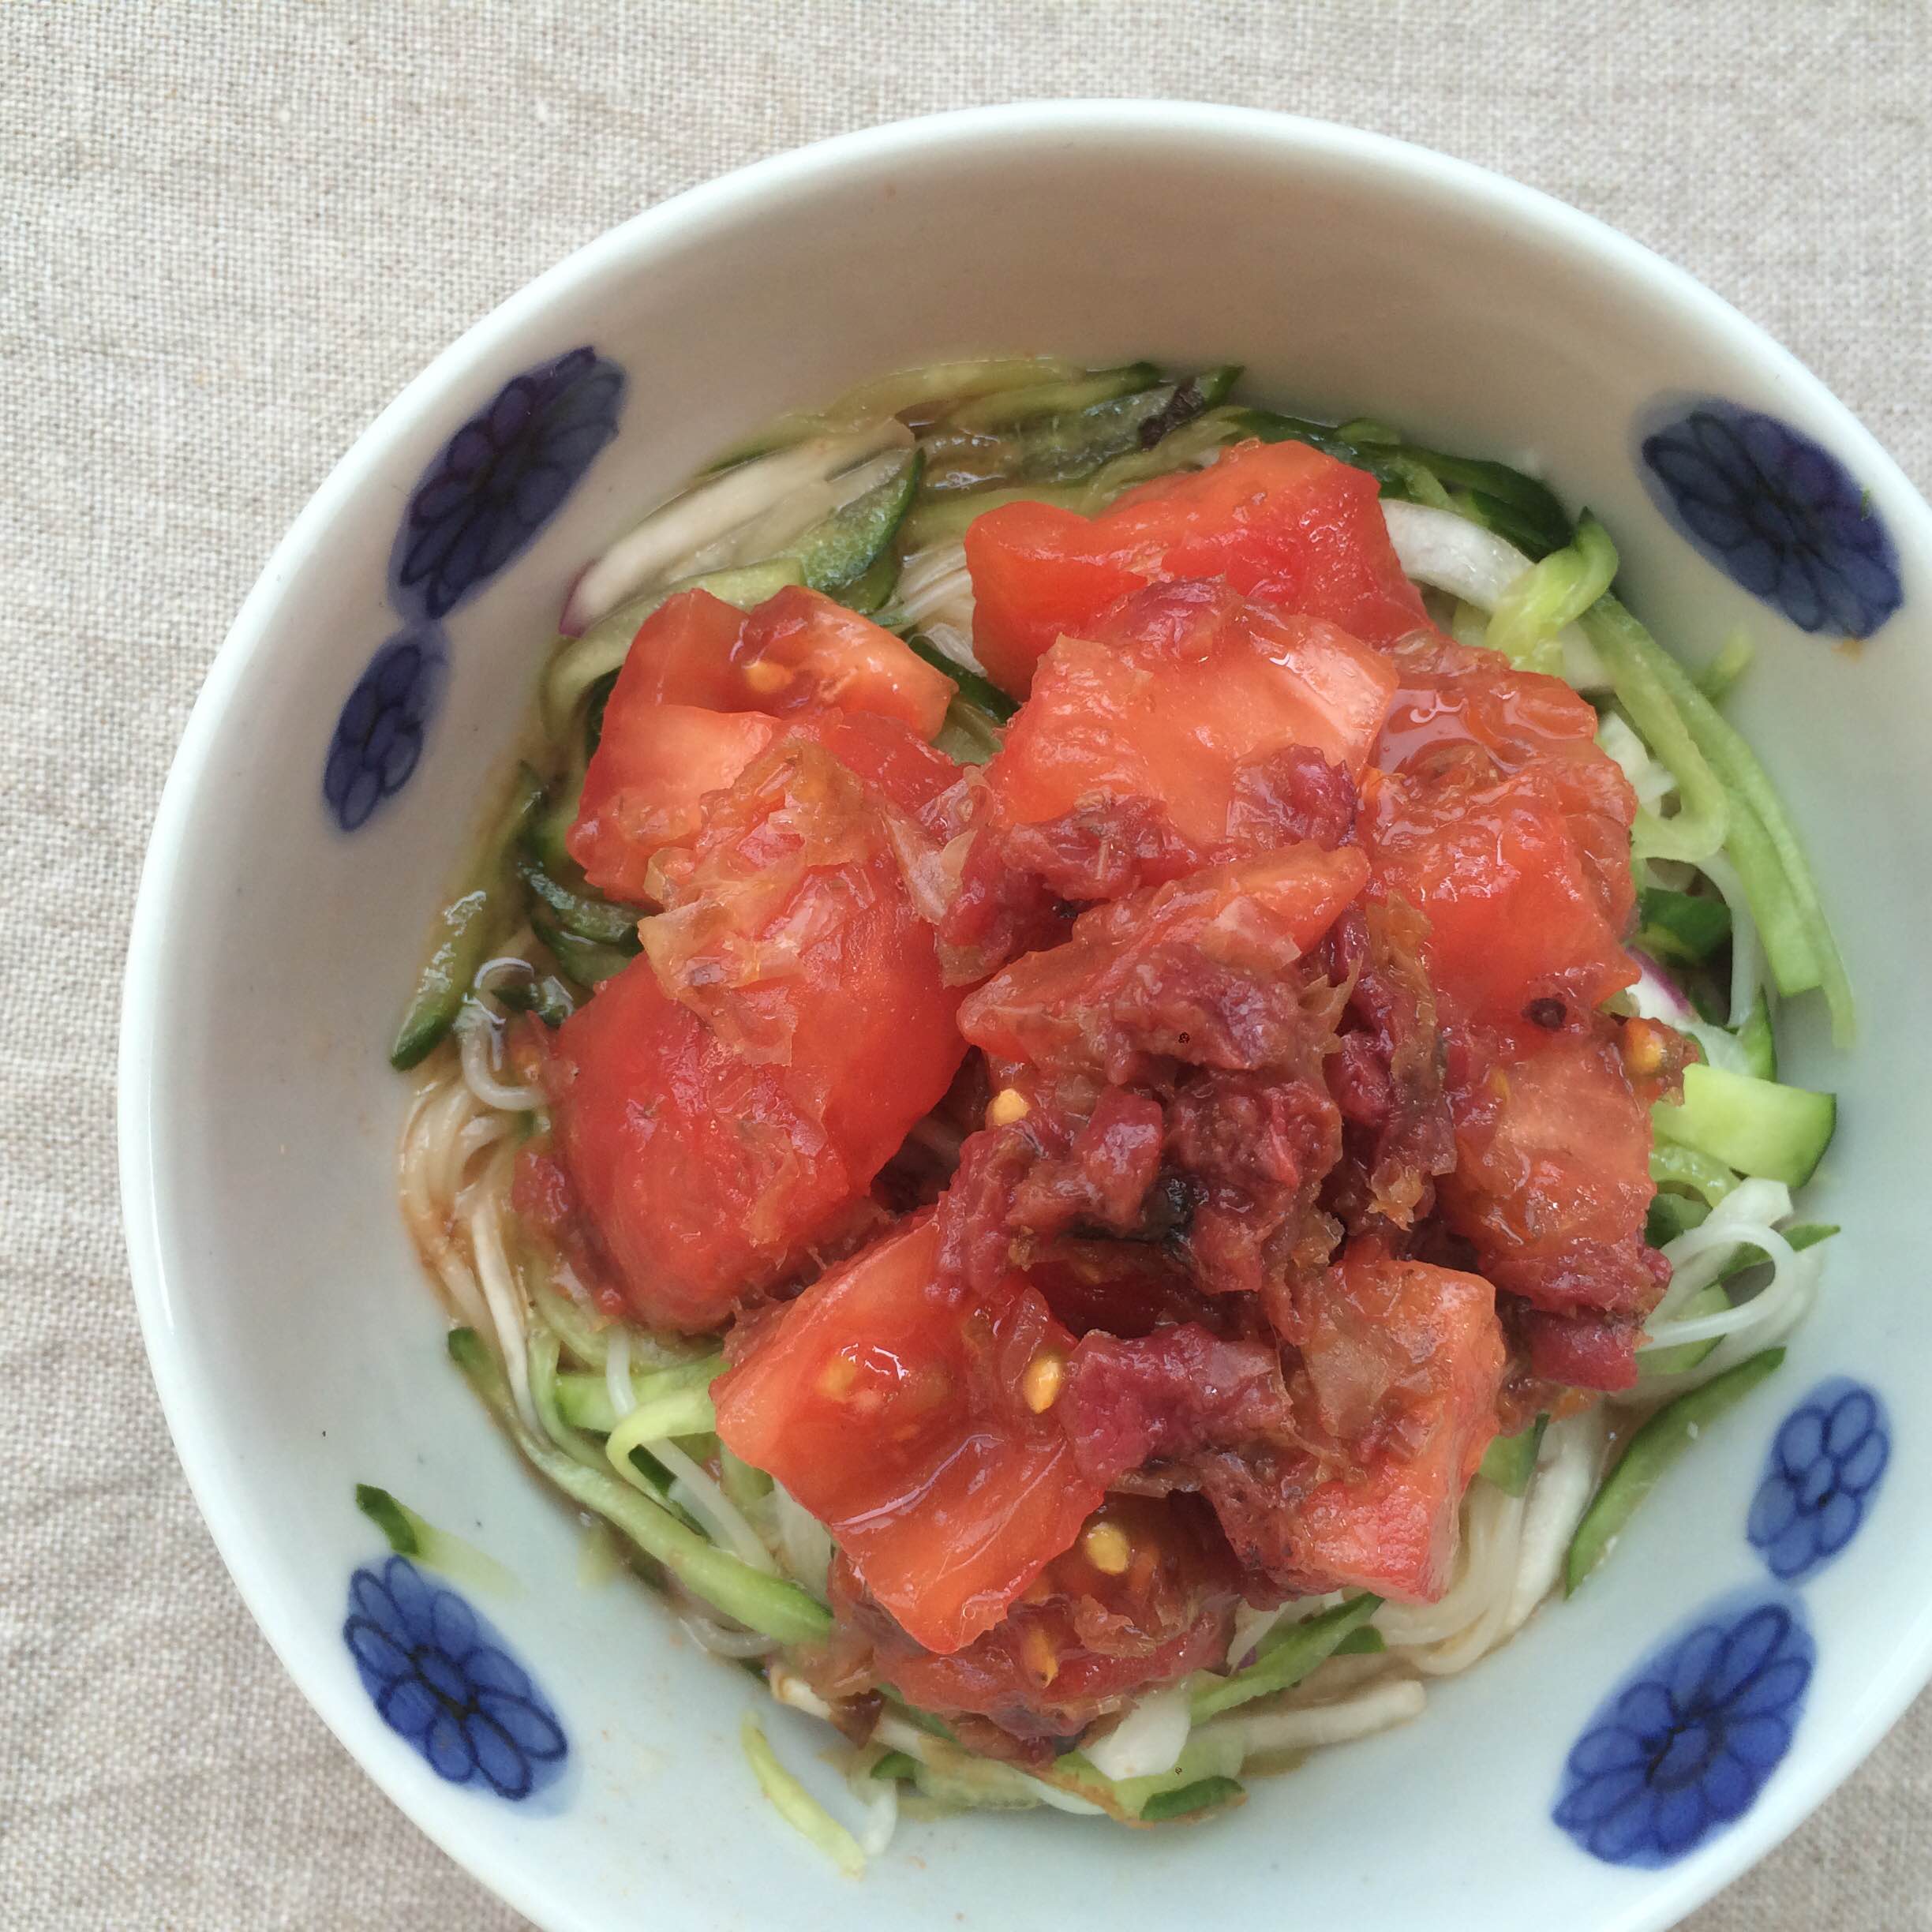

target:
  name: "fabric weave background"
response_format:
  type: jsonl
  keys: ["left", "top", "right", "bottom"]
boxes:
{"left": 3, "top": 3, "right": 1926, "bottom": 1926}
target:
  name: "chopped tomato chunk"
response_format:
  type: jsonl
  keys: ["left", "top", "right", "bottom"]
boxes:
{"left": 938, "top": 581, "right": 1386, "bottom": 974}
{"left": 965, "top": 439, "right": 1428, "bottom": 695}
{"left": 1440, "top": 1024, "right": 1665, "bottom": 1335}
{"left": 569, "top": 704, "right": 779, "bottom": 902}
{"left": 545, "top": 735, "right": 964, "bottom": 1331}
{"left": 713, "top": 1215, "right": 1103, "bottom": 1653}
{"left": 1374, "top": 631, "right": 1604, "bottom": 776}
{"left": 1211, "top": 1248, "right": 1504, "bottom": 1602}
{"left": 1363, "top": 758, "right": 1637, "bottom": 1034}
{"left": 960, "top": 844, "right": 1369, "bottom": 1081}
{"left": 540, "top": 958, "right": 870, "bottom": 1331}
{"left": 994, "top": 579, "right": 1396, "bottom": 841}
{"left": 822, "top": 1495, "right": 1239, "bottom": 1754}
{"left": 607, "top": 585, "right": 953, "bottom": 736}
{"left": 571, "top": 702, "right": 958, "bottom": 904}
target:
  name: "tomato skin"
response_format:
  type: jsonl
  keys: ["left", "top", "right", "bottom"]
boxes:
{"left": 965, "top": 440, "right": 1428, "bottom": 696}
{"left": 713, "top": 1215, "right": 1103, "bottom": 1653}
{"left": 571, "top": 702, "right": 959, "bottom": 904}
{"left": 548, "top": 732, "right": 965, "bottom": 1331}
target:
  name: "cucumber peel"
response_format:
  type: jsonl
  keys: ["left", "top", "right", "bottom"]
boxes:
{"left": 354, "top": 1483, "right": 520, "bottom": 1595}
{"left": 519, "top": 861, "right": 642, "bottom": 949}
{"left": 531, "top": 912, "right": 633, "bottom": 990}
{"left": 1565, "top": 1347, "right": 1784, "bottom": 1593}
{"left": 789, "top": 447, "right": 920, "bottom": 594}
{"left": 1637, "top": 886, "right": 1732, "bottom": 964}
{"left": 389, "top": 766, "right": 544, "bottom": 1069}
{"left": 1189, "top": 1593, "right": 1380, "bottom": 1721}
{"left": 1479, "top": 1416, "right": 1548, "bottom": 1496}
{"left": 1137, "top": 1776, "right": 1245, "bottom": 1822}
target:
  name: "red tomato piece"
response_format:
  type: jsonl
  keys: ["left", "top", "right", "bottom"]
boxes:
{"left": 1362, "top": 758, "right": 1638, "bottom": 1035}
{"left": 960, "top": 844, "right": 1370, "bottom": 1080}
{"left": 570, "top": 703, "right": 959, "bottom": 904}
{"left": 541, "top": 958, "right": 868, "bottom": 1331}
{"left": 1439, "top": 1024, "right": 1666, "bottom": 1331}
{"left": 1258, "top": 1247, "right": 1503, "bottom": 1602}
{"left": 604, "top": 585, "right": 953, "bottom": 737}
{"left": 545, "top": 735, "right": 966, "bottom": 1331}
{"left": 1373, "top": 631, "right": 1638, "bottom": 953}
{"left": 965, "top": 439, "right": 1428, "bottom": 696}
{"left": 741, "top": 586, "right": 953, "bottom": 740}
{"left": 569, "top": 705, "right": 780, "bottom": 903}
{"left": 991, "top": 578, "right": 1397, "bottom": 844}
{"left": 825, "top": 1494, "right": 1239, "bottom": 1748}
{"left": 1373, "top": 632, "right": 1597, "bottom": 768}
{"left": 713, "top": 1215, "right": 1103, "bottom": 1653}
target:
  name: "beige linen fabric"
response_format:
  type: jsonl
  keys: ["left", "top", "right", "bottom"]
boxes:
{"left": 3, "top": 2, "right": 1927, "bottom": 1926}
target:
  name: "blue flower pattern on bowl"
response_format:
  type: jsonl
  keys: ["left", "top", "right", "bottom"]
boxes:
{"left": 1555, "top": 1595, "right": 1814, "bottom": 1866}
{"left": 323, "top": 628, "right": 448, "bottom": 833}
{"left": 394, "top": 346, "right": 625, "bottom": 623}
{"left": 1748, "top": 1379, "right": 1889, "bottom": 1584}
{"left": 1639, "top": 401, "right": 1902, "bottom": 637}
{"left": 344, "top": 1555, "right": 567, "bottom": 1800}
{"left": 322, "top": 343, "right": 624, "bottom": 831}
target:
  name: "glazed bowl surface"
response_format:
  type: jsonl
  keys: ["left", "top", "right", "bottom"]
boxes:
{"left": 121, "top": 101, "right": 1932, "bottom": 1932}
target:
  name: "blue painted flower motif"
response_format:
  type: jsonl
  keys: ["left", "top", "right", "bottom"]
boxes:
{"left": 1748, "top": 1378, "right": 1889, "bottom": 1583}
{"left": 322, "top": 627, "right": 448, "bottom": 832}
{"left": 343, "top": 1556, "right": 567, "bottom": 1800}
{"left": 1639, "top": 401, "right": 1902, "bottom": 637}
{"left": 393, "top": 345, "right": 624, "bottom": 622}
{"left": 1555, "top": 1593, "right": 1814, "bottom": 1866}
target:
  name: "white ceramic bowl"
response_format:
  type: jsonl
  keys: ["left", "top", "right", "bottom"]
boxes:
{"left": 122, "top": 103, "right": 1932, "bottom": 1932}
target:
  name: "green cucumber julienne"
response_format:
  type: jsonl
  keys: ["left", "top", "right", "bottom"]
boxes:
{"left": 921, "top": 366, "right": 1241, "bottom": 496}
{"left": 1637, "top": 885, "right": 1733, "bottom": 964}
{"left": 390, "top": 765, "right": 544, "bottom": 1070}
{"left": 1479, "top": 1416, "right": 1548, "bottom": 1496}
{"left": 519, "top": 860, "right": 643, "bottom": 949}
{"left": 448, "top": 1327, "right": 830, "bottom": 1646}
{"left": 1189, "top": 1593, "right": 1380, "bottom": 1721}
{"left": 1566, "top": 1348, "right": 1784, "bottom": 1593}
{"left": 1136, "top": 1776, "right": 1245, "bottom": 1822}
{"left": 1652, "top": 1061, "right": 1836, "bottom": 1188}
{"left": 790, "top": 447, "right": 921, "bottom": 595}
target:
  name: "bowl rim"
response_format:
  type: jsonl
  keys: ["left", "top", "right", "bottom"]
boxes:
{"left": 118, "top": 97, "right": 1932, "bottom": 1932}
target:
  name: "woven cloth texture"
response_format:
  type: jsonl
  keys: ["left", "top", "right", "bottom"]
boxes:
{"left": 3, "top": 2, "right": 1927, "bottom": 1926}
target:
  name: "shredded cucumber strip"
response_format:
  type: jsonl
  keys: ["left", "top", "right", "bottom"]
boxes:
{"left": 1189, "top": 1593, "right": 1380, "bottom": 1721}
{"left": 1585, "top": 594, "right": 1851, "bottom": 1039}
{"left": 1486, "top": 512, "right": 1618, "bottom": 673}
{"left": 1582, "top": 601, "right": 1729, "bottom": 865}
{"left": 556, "top": 1357, "right": 722, "bottom": 1435}
{"left": 354, "top": 1484, "right": 520, "bottom": 1596}
{"left": 742, "top": 1714, "right": 865, "bottom": 1876}
{"left": 449, "top": 1328, "right": 829, "bottom": 1646}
